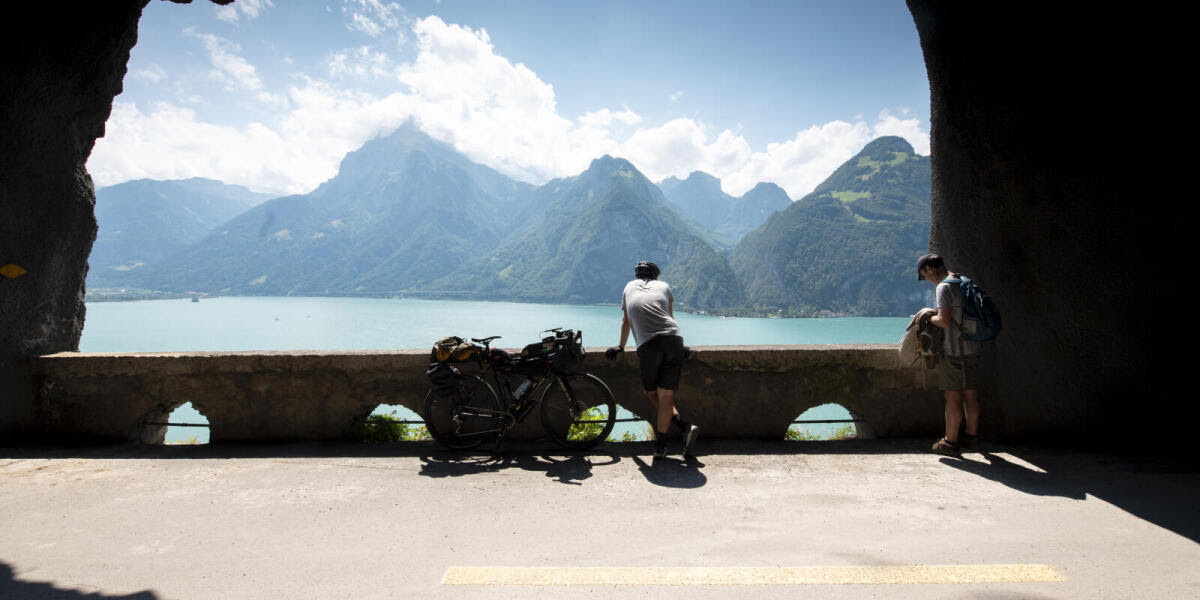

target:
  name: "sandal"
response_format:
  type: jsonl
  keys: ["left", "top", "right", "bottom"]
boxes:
{"left": 931, "top": 437, "right": 961, "bottom": 457}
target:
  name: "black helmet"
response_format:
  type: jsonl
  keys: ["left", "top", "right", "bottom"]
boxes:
{"left": 635, "top": 261, "right": 660, "bottom": 280}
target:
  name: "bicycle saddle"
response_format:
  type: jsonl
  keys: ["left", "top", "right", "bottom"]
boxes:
{"left": 472, "top": 335, "right": 501, "bottom": 344}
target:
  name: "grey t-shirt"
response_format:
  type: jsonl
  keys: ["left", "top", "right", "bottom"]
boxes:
{"left": 936, "top": 277, "right": 981, "bottom": 357}
{"left": 621, "top": 279, "right": 680, "bottom": 348}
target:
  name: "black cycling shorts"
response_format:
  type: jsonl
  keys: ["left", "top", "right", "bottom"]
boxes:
{"left": 636, "top": 334, "right": 685, "bottom": 391}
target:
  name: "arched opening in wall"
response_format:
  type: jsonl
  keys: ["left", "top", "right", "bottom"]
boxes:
{"left": 786, "top": 403, "right": 858, "bottom": 441}
{"left": 608, "top": 404, "right": 654, "bottom": 442}
{"left": 363, "top": 404, "right": 429, "bottom": 443}
{"left": 147, "top": 401, "right": 210, "bottom": 445}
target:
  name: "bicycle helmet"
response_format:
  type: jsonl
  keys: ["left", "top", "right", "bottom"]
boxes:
{"left": 635, "top": 261, "right": 660, "bottom": 280}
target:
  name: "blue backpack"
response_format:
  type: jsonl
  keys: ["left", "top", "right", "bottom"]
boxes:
{"left": 943, "top": 274, "right": 1002, "bottom": 342}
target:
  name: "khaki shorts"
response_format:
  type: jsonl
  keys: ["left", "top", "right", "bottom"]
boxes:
{"left": 937, "top": 353, "right": 980, "bottom": 391}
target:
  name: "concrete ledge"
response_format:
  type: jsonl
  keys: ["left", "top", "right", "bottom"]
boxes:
{"left": 24, "top": 345, "right": 942, "bottom": 443}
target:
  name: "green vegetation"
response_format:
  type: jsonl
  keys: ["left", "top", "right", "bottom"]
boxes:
{"left": 785, "top": 423, "right": 857, "bottom": 441}
{"left": 729, "top": 136, "right": 932, "bottom": 317}
{"left": 566, "top": 406, "right": 606, "bottom": 442}
{"left": 832, "top": 190, "right": 871, "bottom": 203}
{"left": 361, "top": 413, "right": 431, "bottom": 443}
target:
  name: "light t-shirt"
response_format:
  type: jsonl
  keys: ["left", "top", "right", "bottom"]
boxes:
{"left": 936, "top": 277, "right": 981, "bottom": 357}
{"left": 621, "top": 279, "right": 680, "bottom": 348}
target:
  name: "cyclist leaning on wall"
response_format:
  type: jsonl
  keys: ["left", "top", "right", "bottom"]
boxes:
{"left": 607, "top": 260, "right": 700, "bottom": 458}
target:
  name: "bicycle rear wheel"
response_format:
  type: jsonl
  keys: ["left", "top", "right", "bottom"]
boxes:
{"left": 424, "top": 374, "right": 503, "bottom": 450}
{"left": 539, "top": 372, "right": 617, "bottom": 450}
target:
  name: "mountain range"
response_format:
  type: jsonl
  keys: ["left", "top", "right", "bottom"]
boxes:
{"left": 92, "top": 122, "right": 931, "bottom": 316}
{"left": 658, "top": 172, "right": 792, "bottom": 246}
{"left": 88, "top": 177, "right": 275, "bottom": 286}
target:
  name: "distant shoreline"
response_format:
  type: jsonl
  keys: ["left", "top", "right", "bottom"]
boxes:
{"left": 83, "top": 290, "right": 868, "bottom": 318}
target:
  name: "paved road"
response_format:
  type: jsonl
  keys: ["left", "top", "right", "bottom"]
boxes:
{"left": 2, "top": 440, "right": 1197, "bottom": 599}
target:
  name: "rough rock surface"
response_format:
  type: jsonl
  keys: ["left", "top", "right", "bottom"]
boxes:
{"left": 907, "top": 1, "right": 1185, "bottom": 441}
{"left": 1, "top": 2, "right": 149, "bottom": 435}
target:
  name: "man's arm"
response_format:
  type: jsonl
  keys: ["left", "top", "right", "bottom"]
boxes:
{"left": 619, "top": 310, "right": 631, "bottom": 349}
{"left": 930, "top": 306, "right": 952, "bottom": 329}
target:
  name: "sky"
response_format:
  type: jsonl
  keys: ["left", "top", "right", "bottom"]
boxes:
{"left": 87, "top": 0, "right": 930, "bottom": 200}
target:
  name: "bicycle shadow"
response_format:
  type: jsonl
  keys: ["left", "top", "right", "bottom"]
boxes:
{"left": 631, "top": 454, "right": 707, "bottom": 489}
{"left": 418, "top": 452, "right": 620, "bottom": 485}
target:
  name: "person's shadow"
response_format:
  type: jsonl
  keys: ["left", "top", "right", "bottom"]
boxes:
{"left": 939, "top": 452, "right": 1086, "bottom": 499}
{"left": 632, "top": 454, "right": 707, "bottom": 488}
{"left": 0, "top": 562, "right": 160, "bottom": 599}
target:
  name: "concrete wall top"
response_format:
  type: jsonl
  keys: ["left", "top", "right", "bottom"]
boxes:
{"left": 24, "top": 345, "right": 947, "bottom": 444}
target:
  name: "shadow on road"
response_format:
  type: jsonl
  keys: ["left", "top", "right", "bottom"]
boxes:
{"left": 938, "top": 447, "right": 1200, "bottom": 544}
{"left": 940, "top": 452, "right": 1087, "bottom": 499}
{"left": 0, "top": 562, "right": 159, "bottom": 600}
{"left": 418, "top": 452, "right": 619, "bottom": 485}
{"left": 631, "top": 454, "right": 707, "bottom": 489}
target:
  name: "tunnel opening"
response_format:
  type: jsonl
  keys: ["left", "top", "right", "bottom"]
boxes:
{"left": 362, "top": 404, "right": 429, "bottom": 443}
{"left": 786, "top": 403, "right": 858, "bottom": 441}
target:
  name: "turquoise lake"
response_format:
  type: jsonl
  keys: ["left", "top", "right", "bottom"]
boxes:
{"left": 80, "top": 296, "right": 910, "bottom": 444}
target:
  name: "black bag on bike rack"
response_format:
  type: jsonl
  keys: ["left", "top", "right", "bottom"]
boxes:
{"left": 427, "top": 361, "right": 464, "bottom": 402}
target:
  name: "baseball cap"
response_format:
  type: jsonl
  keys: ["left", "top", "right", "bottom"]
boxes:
{"left": 916, "top": 253, "right": 940, "bottom": 280}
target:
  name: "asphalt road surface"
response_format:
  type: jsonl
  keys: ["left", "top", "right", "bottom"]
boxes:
{"left": 2, "top": 439, "right": 1197, "bottom": 599}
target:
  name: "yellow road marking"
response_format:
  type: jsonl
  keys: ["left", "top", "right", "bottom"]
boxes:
{"left": 444, "top": 565, "right": 1065, "bottom": 586}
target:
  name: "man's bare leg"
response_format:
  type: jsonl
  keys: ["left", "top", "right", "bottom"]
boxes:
{"left": 963, "top": 389, "right": 980, "bottom": 436}
{"left": 656, "top": 388, "right": 676, "bottom": 434}
{"left": 644, "top": 389, "right": 659, "bottom": 413}
{"left": 943, "top": 390, "right": 963, "bottom": 443}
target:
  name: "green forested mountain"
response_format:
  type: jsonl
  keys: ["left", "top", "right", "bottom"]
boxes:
{"left": 436, "top": 156, "right": 744, "bottom": 309}
{"left": 101, "top": 126, "right": 929, "bottom": 316}
{"left": 729, "top": 136, "right": 931, "bottom": 316}
{"left": 121, "top": 122, "right": 534, "bottom": 294}
{"left": 659, "top": 172, "right": 791, "bottom": 245}
{"left": 88, "top": 178, "right": 275, "bottom": 286}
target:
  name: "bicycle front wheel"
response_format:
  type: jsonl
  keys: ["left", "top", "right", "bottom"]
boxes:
{"left": 424, "top": 374, "right": 503, "bottom": 450}
{"left": 539, "top": 372, "right": 617, "bottom": 450}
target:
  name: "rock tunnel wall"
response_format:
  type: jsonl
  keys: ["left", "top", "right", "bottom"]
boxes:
{"left": 27, "top": 346, "right": 941, "bottom": 443}
{"left": 1, "top": 1, "right": 149, "bottom": 435}
{"left": 907, "top": 1, "right": 1185, "bottom": 442}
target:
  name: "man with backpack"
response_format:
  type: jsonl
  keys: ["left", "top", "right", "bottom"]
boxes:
{"left": 606, "top": 260, "right": 700, "bottom": 459}
{"left": 917, "top": 253, "right": 988, "bottom": 456}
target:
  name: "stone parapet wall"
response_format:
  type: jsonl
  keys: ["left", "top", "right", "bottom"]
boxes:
{"left": 21, "top": 345, "right": 944, "bottom": 444}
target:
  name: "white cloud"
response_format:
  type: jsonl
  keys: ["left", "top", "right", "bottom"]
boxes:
{"left": 131, "top": 63, "right": 166, "bottom": 84}
{"left": 186, "top": 29, "right": 284, "bottom": 107}
{"left": 577, "top": 108, "right": 642, "bottom": 129}
{"left": 342, "top": 0, "right": 405, "bottom": 38}
{"left": 215, "top": 0, "right": 274, "bottom": 24}
{"left": 326, "top": 46, "right": 392, "bottom": 79}
{"left": 91, "top": 16, "right": 929, "bottom": 201}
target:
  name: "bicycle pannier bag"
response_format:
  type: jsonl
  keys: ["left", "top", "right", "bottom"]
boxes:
{"left": 431, "top": 336, "right": 478, "bottom": 363}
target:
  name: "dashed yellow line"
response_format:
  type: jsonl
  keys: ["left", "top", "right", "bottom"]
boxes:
{"left": 443, "top": 565, "right": 1065, "bottom": 586}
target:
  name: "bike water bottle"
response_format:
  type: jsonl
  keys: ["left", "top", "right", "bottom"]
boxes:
{"left": 514, "top": 379, "right": 532, "bottom": 400}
